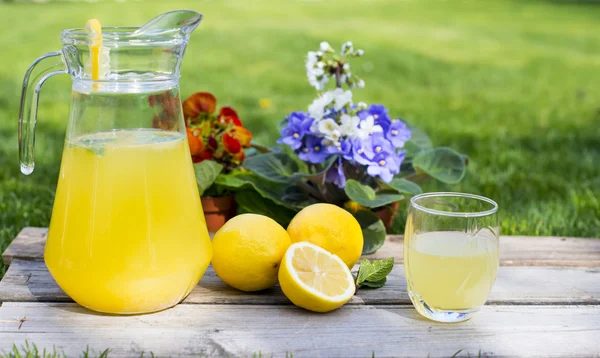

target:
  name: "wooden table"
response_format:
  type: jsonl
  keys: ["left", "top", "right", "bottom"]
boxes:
{"left": 1, "top": 228, "right": 599, "bottom": 357}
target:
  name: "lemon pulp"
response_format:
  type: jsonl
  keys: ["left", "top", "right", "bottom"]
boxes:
{"left": 279, "top": 242, "right": 355, "bottom": 313}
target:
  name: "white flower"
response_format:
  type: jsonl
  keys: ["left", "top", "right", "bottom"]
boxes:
{"left": 306, "top": 51, "right": 329, "bottom": 90}
{"left": 341, "top": 41, "right": 353, "bottom": 55}
{"left": 308, "top": 91, "right": 334, "bottom": 119}
{"left": 332, "top": 88, "right": 353, "bottom": 111}
{"left": 343, "top": 63, "right": 350, "bottom": 71}
{"left": 356, "top": 49, "right": 364, "bottom": 56}
{"left": 339, "top": 114, "right": 360, "bottom": 137}
{"left": 318, "top": 118, "right": 340, "bottom": 136}
{"left": 324, "top": 130, "right": 342, "bottom": 146}
{"left": 320, "top": 41, "right": 331, "bottom": 52}
{"left": 357, "top": 102, "right": 368, "bottom": 110}
{"left": 317, "top": 61, "right": 325, "bottom": 69}
{"left": 312, "top": 68, "right": 324, "bottom": 76}
{"left": 356, "top": 115, "right": 383, "bottom": 139}
{"left": 317, "top": 118, "right": 343, "bottom": 146}
{"left": 357, "top": 79, "right": 365, "bottom": 88}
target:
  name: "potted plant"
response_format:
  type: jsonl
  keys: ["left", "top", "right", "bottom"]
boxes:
{"left": 201, "top": 42, "right": 468, "bottom": 253}
{"left": 181, "top": 92, "right": 253, "bottom": 232}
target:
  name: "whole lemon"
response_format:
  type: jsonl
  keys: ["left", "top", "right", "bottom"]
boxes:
{"left": 287, "top": 203, "right": 363, "bottom": 268}
{"left": 211, "top": 214, "right": 291, "bottom": 292}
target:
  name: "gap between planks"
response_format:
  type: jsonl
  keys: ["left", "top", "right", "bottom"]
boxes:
{"left": 4, "top": 227, "right": 600, "bottom": 267}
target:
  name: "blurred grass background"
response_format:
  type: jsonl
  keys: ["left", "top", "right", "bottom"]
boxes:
{"left": 1, "top": 0, "right": 599, "bottom": 274}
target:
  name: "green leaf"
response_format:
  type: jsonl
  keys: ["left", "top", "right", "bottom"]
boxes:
{"left": 360, "top": 280, "right": 386, "bottom": 289}
{"left": 243, "top": 152, "right": 299, "bottom": 183}
{"left": 354, "top": 210, "right": 386, "bottom": 255}
{"left": 413, "top": 147, "right": 467, "bottom": 184}
{"left": 344, "top": 179, "right": 404, "bottom": 208}
{"left": 368, "top": 257, "right": 395, "bottom": 282}
{"left": 194, "top": 161, "right": 223, "bottom": 196}
{"left": 234, "top": 190, "right": 297, "bottom": 227}
{"left": 215, "top": 171, "right": 311, "bottom": 210}
{"left": 355, "top": 257, "right": 394, "bottom": 289}
{"left": 356, "top": 258, "right": 394, "bottom": 287}
{"left": 356, "top": 259, "right": 374, "bottom": 285}
{"left": 297, "top": 155, "right": 337, "bottom": 181}
{"left": 404, "top": 126, "right": 432, "bottom": 158}
{"left": 385, "top": 178, "right": 423, "bottom": 196}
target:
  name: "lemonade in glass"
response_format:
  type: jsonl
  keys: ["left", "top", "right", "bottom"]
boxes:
{"left": 404, "top": 192, "right": 499, "bottom": 322}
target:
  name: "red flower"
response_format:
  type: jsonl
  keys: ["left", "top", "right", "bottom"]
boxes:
{"left": 230, "top": 126, "right": 252, "bottom": 148}
{"left": 222, "top": 131, "right": 242, "bottom": 154}
{"left": 218, "top": 107, "right": 242, "bottom": 126}
{"left": 207, "top": 136, "right": 219, "bottom": 151}
{"left": 231, "top": 150, "right": 245, "bottom": 163}
{"left": 183, "top": 92, "right": 217, "bottom": 119}
{"left": 186, "top": 127, "right": 204, "bottom": 156}
{"left": 181, "top": 91, "right": 252, "bottom": 169}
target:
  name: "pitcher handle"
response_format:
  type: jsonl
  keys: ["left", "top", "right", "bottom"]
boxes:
{"left": 18, "top": 51, "right": 67, "bottom": 175}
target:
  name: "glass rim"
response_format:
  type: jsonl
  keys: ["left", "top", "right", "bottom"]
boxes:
{"left": 410, "top": 192, "right": 498, "bottom": 218}
{"left": 60, "top": 27, "right": 189, "bottom": 46}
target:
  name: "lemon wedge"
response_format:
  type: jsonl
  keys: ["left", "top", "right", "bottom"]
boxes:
{"left": 279, "top": 242, "right": 355, "bottom": 313}
{"left": 85, "top": 19, "right": 102, "bottom": 81}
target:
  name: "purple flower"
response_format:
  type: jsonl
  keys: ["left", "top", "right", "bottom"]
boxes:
{"left": 325, "top": 157, "right": 346, "bottom": 188}
{"left": 366, "top": 151, "right": 404, "bottom": 182}
{"left": 358, "top": 104, "right": 391, "bottom": 132}
{"left": 326, "top": 138, "right": 352, "bottom": 159}
{"left": 299, "top": 135, "right": 331, "bottom": 164}
{"left": 352, "top": 133, "right": 394, "bottom": 165}
{"left": 277, "top": 112, "right": 315, "bottom": 150}
{"left": 386, "top": 119, "right": 411, "bottom": 148}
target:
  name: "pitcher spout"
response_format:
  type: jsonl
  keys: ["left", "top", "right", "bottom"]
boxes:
{"left": 132, "top": 10, "right": 203, "bottom": 38}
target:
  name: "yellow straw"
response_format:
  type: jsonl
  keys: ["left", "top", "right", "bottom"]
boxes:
{"left": 85, "top": 19, "right": 102, "bottom": 85}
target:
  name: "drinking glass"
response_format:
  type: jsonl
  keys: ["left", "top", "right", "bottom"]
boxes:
{"left": 404, "top": 192, "right": 499, "bottom": 322}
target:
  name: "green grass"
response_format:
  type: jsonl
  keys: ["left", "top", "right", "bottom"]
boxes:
{"left": 1, "top": 0, "right": 599, "bottom": 276}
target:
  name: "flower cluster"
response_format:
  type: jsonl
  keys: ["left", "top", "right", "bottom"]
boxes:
{"left": 279, "top": 44, "right": 411, "bottom": 187}
{"left": 306, "top": 41, "right": 365, "bottom": 91}
{"left": 181, "top": 92, "right": 252, "bottom": 169}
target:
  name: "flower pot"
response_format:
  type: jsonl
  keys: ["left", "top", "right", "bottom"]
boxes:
{"left": 201, "top": 195, "right": 237, "bottom": 233}
{"left": 375, "top": 202, "right": 399, "bottom": 233}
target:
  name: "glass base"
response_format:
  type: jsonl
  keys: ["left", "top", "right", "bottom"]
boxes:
{"left": 409, "top": 292, "right": 480, "bottom": 323}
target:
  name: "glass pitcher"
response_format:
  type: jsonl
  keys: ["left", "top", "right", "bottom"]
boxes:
{"left": 18, "top": 10, "right": 213, "bottom": 314}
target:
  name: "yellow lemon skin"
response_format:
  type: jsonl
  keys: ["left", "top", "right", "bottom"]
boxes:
{"left": 287, "top": 203, "right": 363, "bottom": 268}
{"left": 278, "top": 242, "right": 355, "bottom": 313}
{"left": 211, "top": 214, "right": 291, "bottom": 292}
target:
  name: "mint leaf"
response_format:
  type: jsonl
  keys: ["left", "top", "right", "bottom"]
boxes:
{"left": 356, "top": 259, "right": 374, "bottom": 286}
{"left": 355, "top": 257, "right": 394, "bottom": 289}
{"left": 367, "top": 257, "right": 395, "bottom": 282}
{"left": 360, "top": 279, "right": 386, "bottom": 289}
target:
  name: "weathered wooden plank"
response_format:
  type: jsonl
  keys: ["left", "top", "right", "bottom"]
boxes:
{"left": 2, "top": 228, "right": 47, "bottom": 265}
{"left": 0, "top": 302, "right": 599, "bottom": 357}
{"left": 5, "top": 227, "right": 600, "bottom": 267}
{"left": 1, "top": 259, "right": 598, "bottom": 305}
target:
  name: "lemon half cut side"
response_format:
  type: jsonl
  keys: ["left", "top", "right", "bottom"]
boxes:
{"left": 279, "top": 242, "right": 356, "bottom": 313}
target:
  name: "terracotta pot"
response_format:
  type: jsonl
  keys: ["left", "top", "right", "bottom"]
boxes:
{"left": 375, "top": 201, "right": 399, "bottom": 233}
{"left": 201, "top": 195, "right": 237, "bottom": 233}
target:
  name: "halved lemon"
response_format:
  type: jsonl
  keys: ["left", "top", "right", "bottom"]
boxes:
{"left": 279, "top": 242, "right": 355, "bottom": 313}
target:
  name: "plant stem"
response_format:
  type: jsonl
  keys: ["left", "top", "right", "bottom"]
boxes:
{"left": 335, "top": 64, "right": 342, "bottom": 88}
{"left": 250, "top": 143, "right": 273, "bottom": 153}
{"left": 297, "top": 180, "right": 326, "bottom": 201}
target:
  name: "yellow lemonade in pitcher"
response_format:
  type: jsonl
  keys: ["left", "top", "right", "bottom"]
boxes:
{"left": 45, "top": 129, "right": 212, "bottom": 314}
{"left": 405, "top": 231, "right": 499, "bottom": 310}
